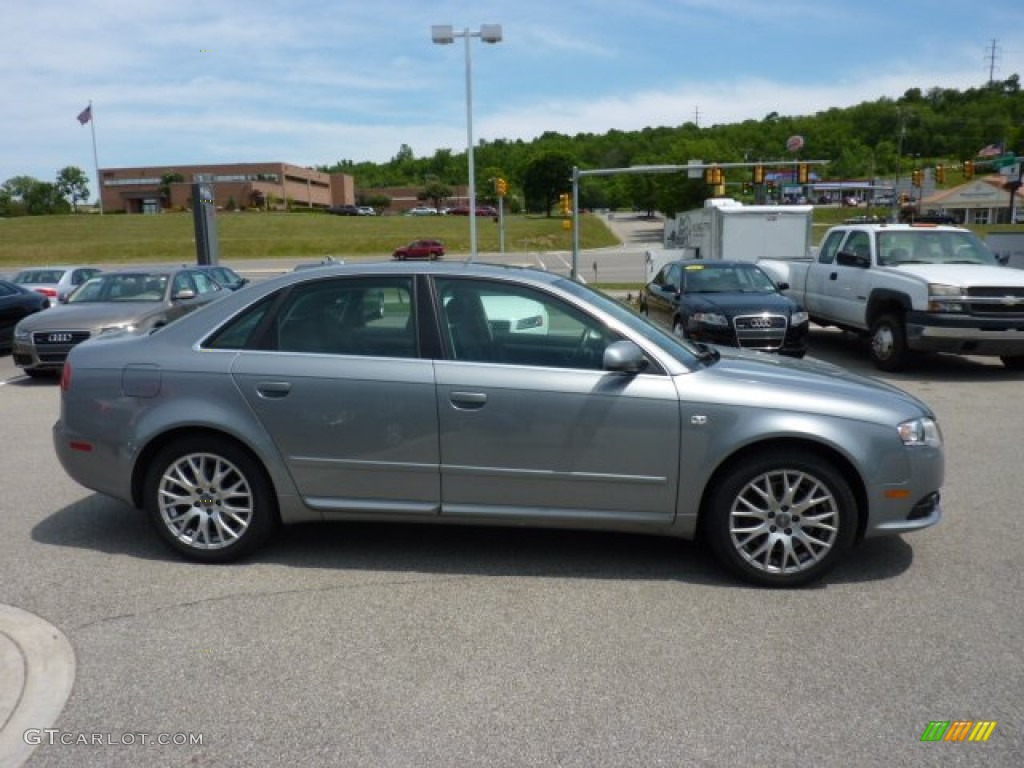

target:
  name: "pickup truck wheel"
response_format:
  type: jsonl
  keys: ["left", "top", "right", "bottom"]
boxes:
{"left": 705, "top": 450, "right": 857, "bottom": 587}
{"left": 870, "top": 313, "right": 910, "bottom": 372}
{"left": 1001, "top": 355, "right": 1024, "bottom": 371}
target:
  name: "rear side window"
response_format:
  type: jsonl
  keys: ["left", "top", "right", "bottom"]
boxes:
{"left": 267, "top": 276, "right": 417, "bottom": 357}
{"left": 203, "top": 297, "right": 274, "bottom": 350}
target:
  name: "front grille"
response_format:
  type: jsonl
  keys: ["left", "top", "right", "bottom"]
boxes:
{"left": 733, "top": 314, "right": 787, "bottom": 350}
{"left": 965, "top": 287, "right": 1024, "bottom": 317}
{"left": 33, "top": 330, "right": 91, "bottom": 346}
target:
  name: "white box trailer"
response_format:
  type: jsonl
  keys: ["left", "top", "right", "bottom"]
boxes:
{"left": 663, "top": 198, "right": 813, "bottom": 263}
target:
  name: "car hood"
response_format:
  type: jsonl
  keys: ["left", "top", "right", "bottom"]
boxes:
{"left": 691, "top": 346, "right": 933, "bottom": 424}
{"left": 15, "top": 302, "right": 164, "bottom": 332}
{"left": 686, "top": 291, "right": 800, "bottom": 314}
{"left": 883, "top": 263, "right": 1024, "bottom": 286}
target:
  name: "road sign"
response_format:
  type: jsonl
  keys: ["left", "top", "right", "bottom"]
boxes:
{"left": 992, "top": 153, "right": 1018, "bottom": 169}
{"left": 999, "top": 162, "right": 1020, "bottom": 178}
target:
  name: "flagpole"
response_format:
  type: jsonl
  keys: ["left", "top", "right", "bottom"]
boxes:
{"left": 86, "top": 101, "right": 103, "bottom": 214}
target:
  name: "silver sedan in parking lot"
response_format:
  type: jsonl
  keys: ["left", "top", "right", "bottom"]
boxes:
{"left": 13, "top": 267, "right": 225, "bottom": 377}
{"left": 53, "top": 262, "right": 943, "bottom": 587}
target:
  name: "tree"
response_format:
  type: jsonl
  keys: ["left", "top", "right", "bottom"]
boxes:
{"left": 159, "top": 171, "right": 185, "bottom": 208}
{"left": 419, "top": 181, "right": 452, "bottom": 211}
{"left": 55, "top": 166, "right": 90, "bottom": 212}
{"left": 522, "top": 150, "right": 575, "bottom": 215}
{"left": 2, "top": 175, "right": 69, "bottom": 215}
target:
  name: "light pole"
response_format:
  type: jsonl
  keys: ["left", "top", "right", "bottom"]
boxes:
{"left": 431, "top": 23, "right": 502, "bottom": 262}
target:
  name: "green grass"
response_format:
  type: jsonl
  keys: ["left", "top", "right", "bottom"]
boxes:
{"left": 0, "top": 211, "right": 618, "bottom": 268}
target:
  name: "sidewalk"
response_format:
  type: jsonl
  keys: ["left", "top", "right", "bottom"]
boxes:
{"left": 0, "top": 605, "right": 76, "bottom": 768}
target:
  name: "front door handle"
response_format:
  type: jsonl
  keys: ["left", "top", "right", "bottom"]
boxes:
{"left": 829, "top": 272, "right": 838, "bottom": 280}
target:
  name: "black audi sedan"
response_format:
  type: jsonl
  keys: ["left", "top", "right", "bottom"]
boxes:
{"left": 640, "top": 260, "right": 809, "bottom": 357}
{"left": 0, "top": 279, "right": 50, "bottom": 353}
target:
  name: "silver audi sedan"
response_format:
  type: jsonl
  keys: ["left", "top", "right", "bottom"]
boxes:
{"left": 53, "top": 262, "right": 944, "bottom": 587}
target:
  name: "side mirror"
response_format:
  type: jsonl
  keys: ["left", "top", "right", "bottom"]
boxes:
{"left": 836, "top": 250, "right": 870, "bottom": 269}
{"left": 172, "top": 288, "right": 197, "bottom": 301}
{"left": 776, "top": 281, "right": 790, "bottom": 291}
{"left": 603, "top": 340, "right": 649, "bottom": 374}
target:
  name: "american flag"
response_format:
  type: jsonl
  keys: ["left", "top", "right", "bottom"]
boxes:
{"left": 77, "top": 105, "right": 92, "bottom": 125}
{"left": 977, "top": 143, "right": 1003, "bottom": 158}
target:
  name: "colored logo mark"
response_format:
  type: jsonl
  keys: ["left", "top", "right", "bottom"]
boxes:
{"left": 920, "top": 720, "right": 996, "bottom": 742}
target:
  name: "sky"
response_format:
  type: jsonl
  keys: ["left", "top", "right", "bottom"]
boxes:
{"left": 3, "top": 0, "right": 1023, "bottom": 189}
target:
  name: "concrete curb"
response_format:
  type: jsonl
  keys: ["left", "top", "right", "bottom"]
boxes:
{"left": 0, "top": 605, "right": 76, "bottom": 768}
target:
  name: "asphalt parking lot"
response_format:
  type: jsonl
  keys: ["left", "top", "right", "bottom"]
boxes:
{"left": 1, "top": 309, "right": 1022, "bottom": 766}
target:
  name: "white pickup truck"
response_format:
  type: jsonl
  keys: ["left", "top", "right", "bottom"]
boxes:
{"left": 759, "top": 223, "right": 1024, "bottom": 371}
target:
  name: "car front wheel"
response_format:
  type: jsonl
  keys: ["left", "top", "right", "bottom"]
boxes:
{"left": 144, "top": 437, "right": 276, "bottom": 563}
{"left": 705, "top": 450, "right": 857, "bottom": 587}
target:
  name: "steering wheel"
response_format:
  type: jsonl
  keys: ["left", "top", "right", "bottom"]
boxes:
{"left": 572, "top": 328, "right": 602, "bottom": 367}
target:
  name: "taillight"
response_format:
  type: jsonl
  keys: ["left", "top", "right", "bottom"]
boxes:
{"left": 60, "top": 362, "right": 72, "bottom": 391}
{"left": 36, "top": 288, "right": 57, "bottom": 297}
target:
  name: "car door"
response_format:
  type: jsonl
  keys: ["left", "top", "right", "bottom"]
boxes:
{"left": 433, "top": 277, "right": 680, "bottom": 525}
{"left": 227, "top": 275, "right": 440, "bottom": 513}
{"left": 645, "top": 263, "right": 681, "bottom": 329}
{"left": 824, "top": 231, "right": 874, "bottom": 328}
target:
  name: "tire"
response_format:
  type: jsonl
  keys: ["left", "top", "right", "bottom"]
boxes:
{"left": 143, "top": 436, "right": 277, "bottom": 563}
{"left": 1001, "top": 355, "right": 1024, "bottom": 371}
{"left": 24, "top": 368, "right": 52, "bottom": 379}
{"left": 869, "top": 313, "right": 910, "bottom": 372}
{"left": 704, "top": 450, "right": 857, "bottom": 587}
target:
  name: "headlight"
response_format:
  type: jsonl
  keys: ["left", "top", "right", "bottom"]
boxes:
{"left": 691, "top": 312, "right": 729, "bottom": 327}
{"left": 791, "top": 311, "right": 809, "bottom": 326}
{"left": 927, "top": 283, "right": 966, "bottom": 313}
{"left": 14, "top": 326, "right": 30, "bottom": 341}
{"left": 99, "top": 323, "right": 137, "bottom": 335}
{"left": 898, "top": 417, "right": 943, "bottom": 447}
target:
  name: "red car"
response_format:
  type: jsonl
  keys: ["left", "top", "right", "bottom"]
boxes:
{"left": 392, "top": 239, "right": 444, "bottom": 260}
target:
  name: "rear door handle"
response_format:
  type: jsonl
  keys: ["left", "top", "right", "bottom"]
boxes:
{"left": 450, "top": 391, "right": 487, "bottom": 409}
{"left": 256, "top": 381, "right": 292, "bottom": 399}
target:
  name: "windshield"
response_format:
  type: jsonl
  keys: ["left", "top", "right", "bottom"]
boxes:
{"left": 877, "top": 230, "right": 999, "bottom": 266}
{"left": 69, "top": 273, "right": 168, "bottom": 303}
{"left": 681, "top": 263, "right": 777, "bottom": 293}
{"left": 14, "top": 269, "right": 65, "bottom": 285}
{"left": 556, "top": 278, "right": 702, "bottom": 365}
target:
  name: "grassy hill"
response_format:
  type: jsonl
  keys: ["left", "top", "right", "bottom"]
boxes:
{"left": 0, "top": 211, "right": 619, "bottom": 269}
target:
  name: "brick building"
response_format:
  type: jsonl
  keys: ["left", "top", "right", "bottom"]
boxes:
{"left": 98, "top": 162, "right": 355, "bottom": 213}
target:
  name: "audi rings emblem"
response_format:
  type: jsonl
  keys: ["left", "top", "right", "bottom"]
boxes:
{"left": 748, "top": 317, "right": 773, "bottom": 329}
{"left": 47, "top": 333, "right": 74, "bottom": 343}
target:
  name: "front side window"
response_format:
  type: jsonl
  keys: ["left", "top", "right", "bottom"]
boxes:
{"left": 435, "top": 278, "right": 621, "bottom": 370}
{"left": 190, "top": 272, "right": 221, "bottom": 295}
{"left": 817, "top": 231, "right": 844, "bottom": 264}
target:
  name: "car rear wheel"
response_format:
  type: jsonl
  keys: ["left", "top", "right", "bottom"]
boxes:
{"left": 705, "top": 450, "right": 857, "bottom": 587}
{"left": 144, "top": 436, "right": 276, "bottom": 563}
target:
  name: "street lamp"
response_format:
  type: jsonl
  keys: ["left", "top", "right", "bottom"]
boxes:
{"left": 431, "top": 23, "right": 502, "bottom": 261}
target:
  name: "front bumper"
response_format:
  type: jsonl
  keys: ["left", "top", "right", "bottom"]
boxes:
{"left": 907, "top": 312, "right": 1024, "bottom": 356}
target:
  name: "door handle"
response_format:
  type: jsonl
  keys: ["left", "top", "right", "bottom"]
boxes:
{"left": 450, "top": 391, "right": 487, "bottom": 409}
{"left": 829, "top": 272, "right": 838, "bottom": 280}
{"left": 256, "top": 381, "right": 292, "bottom": 399}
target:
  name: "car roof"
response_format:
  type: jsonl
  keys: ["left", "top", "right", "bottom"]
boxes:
{"left": 263, "top": 259, "right": 563, "bottom": 291}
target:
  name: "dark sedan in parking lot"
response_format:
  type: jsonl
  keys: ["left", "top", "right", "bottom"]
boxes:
{"left": 640, "top": 260, "right": 809, "bottom": 357}
{"left": 0, "top": 279, "right": 50, "bottom": 352}
{"left": 52, "top": 261, "right": 943, "bottom": 587}
{"left": 13, "top": 267, "right": 225, "bottom": 377}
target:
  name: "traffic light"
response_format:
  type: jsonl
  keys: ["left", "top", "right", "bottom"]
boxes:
{"left": 495, "top": 177, "right": 507, "bottom": 196}
{"left": 911, "top": 169, "right": 922, "bottom": 188}
{"left": 559, "top": 193, "right": 571, "bottom": 216}
{"left": 963, "top": 160, "right": 974, "bottom": 180}
{"left": 797, "top": 163, "right": 809, "bottom": 185}
{"left": 705, "top": 165, "right": 723, "bottom": 185}
{"left": 935, "top": 165, "right": 945, "bottom": 184}
{"left": 752, "top": 164, "right": 765, "bottom": 185}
